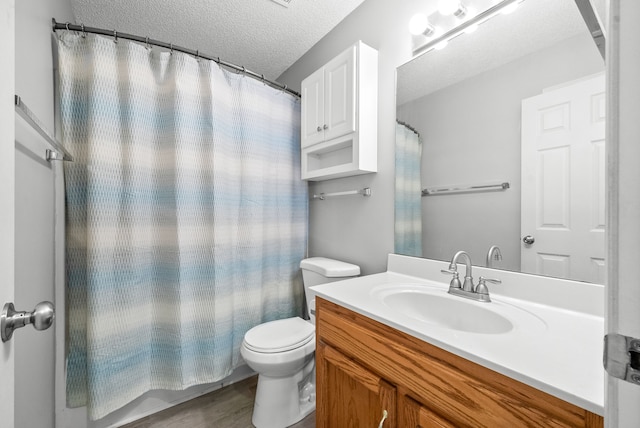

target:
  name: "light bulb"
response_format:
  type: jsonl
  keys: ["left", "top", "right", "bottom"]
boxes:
{"left": 422, "top": 23, "right": 437, "bottom": 37}
{"left": 409, "top": 13, "right": 429, "bottom": 36}
{"left": 438, "top": 0, "right": 460, "bottom": 15}
{"left": 501, "top": 2, "right": 519, "bottom": 15}
{"left": 453, "top": 3, "right": 467, "bottom": 18}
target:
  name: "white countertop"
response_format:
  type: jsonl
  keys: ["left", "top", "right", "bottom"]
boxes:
{"left": 311, "top": 254, "right": 605, "bottom": 415}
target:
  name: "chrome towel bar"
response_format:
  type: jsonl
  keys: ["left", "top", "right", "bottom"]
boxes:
{"left": 15, "top": 95, "right": 74, "bottom": 162}
{"left": 422, "top": 182, "right": 509, "bottom": 196}
{"left": 312, "top": 187, "right": 371, "bottom": 200}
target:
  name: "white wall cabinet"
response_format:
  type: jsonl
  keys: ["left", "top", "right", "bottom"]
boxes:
{"left": 301, "top": 41, "right": 378, "bottom": 181}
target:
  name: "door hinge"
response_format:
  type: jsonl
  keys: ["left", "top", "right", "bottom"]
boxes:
{"left": 604, "top": 333, "right": 640, "bottom": 385}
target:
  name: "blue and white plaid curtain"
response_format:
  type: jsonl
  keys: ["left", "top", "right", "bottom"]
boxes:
{"left": 395, "top": 122, "right": 422, "bottom": 257}
{"left": 58, "top": 32, "right": 308, "bottom": 420}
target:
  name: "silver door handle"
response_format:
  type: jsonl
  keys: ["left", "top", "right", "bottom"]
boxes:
{"left": 522, "top": 235, "right": 535, "bottom": 245}
{"left": 1, "top": 301, "right": 55, "bottom": 342}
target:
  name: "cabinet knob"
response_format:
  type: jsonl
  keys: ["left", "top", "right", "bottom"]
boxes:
{"left": 377, "top": 409, "right": 388, "bottom": 428}
{"left": 317, "top": 126, "right": 322, "bottom": 132}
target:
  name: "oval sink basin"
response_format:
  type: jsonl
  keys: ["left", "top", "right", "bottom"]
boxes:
{"left": 371, "top": 284, "right": 547, "bottom": 335}
{"left": 383, "top": 290, "right": 512, "bottom": 334}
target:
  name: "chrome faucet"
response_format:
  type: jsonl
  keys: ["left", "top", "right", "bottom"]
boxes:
{"left": 486, "top": 245, "right": 503, "bottom": 268}
{"left": 450, "top": 250, "right": 474, "bottom": 292}
{"left": 441, "top": 250, "right": 500, "bottom": 303}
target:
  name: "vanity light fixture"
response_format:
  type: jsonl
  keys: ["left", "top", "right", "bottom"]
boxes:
{"left": 408, "top": 13, "right": 430, "bottom": 36}
{"left": 438, "top": 0, "right": 463, "bottom": 16}
{"left": 434, "top": 40, "right": 449, "bottom": 50}
{"left": 453, "top": 3, "right": 468, "bottom": 19}
{"left": 439, "top": 0, "right": 468, "bottom": 19}
{"left": 464, "top": 22, "right": 479, "bottom": 33}
{"left": 411, "top": 0, "right": 525, "bottom": 56}
{"left": 409, "top": 13, "right": 439, "bottom": 37}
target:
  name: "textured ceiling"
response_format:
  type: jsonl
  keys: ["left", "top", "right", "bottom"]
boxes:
{"left": 69, "top": 0, "right": 367, "bottom": 81}
{"left": 397, "top": 0, "right": 591, "bottom": 105}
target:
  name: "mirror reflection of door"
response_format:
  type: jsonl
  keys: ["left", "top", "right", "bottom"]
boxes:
{"left": 521, "top": 74, "right": 605, "bottom": 283}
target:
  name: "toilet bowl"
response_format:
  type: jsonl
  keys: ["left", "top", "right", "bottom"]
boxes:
{"left": 240, "top": 257, "right": 360, "bottom": 428}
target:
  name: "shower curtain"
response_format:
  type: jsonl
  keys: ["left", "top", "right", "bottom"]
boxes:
{"left": 395, "top": 122, "right": 423, "bottom": 257}
{"left": 57, "top": 32, "right": 308, "bottom": 420}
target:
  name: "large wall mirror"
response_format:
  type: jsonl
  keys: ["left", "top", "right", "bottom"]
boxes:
{"left": 395, "top": 0, "right": 606, "bottom": 283}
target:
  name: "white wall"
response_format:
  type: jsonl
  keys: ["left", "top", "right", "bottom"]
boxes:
{"left": 397, "top": 33, "right": 604, "bottom": 271}
{"left": 279, "top": 0, "right": 431, "bottom": 275}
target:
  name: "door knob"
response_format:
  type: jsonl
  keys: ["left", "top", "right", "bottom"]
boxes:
{"left": 1, "top": 301, "right": 55, "bottom": 342}
{"left": 522, "top": 235, "right": 535, "bottom": 245}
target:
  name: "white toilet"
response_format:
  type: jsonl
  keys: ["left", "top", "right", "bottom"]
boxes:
{"left": 240, "top": 257, "right": 360, "bottom": 428}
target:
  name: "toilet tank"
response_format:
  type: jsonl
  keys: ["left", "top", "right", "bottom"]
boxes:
{"left": 300, "top": 257, "right": 360, "bottom": 322}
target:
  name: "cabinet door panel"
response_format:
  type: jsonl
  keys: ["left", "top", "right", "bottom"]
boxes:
{"left": 301, "top": 67, "right": 325, "bottom": 147}
{"left": 402, "top": 396, "right": 456, "bottom": 428}
{"left": 324, "top": 46, "right": 356, "bottom": 141}
{"left": 317, "top": 342, "right": 395, "bottom": 428}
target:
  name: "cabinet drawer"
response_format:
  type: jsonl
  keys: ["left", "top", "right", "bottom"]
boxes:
{"left": 316, "top": 298, "right": 602, "bottom": 428}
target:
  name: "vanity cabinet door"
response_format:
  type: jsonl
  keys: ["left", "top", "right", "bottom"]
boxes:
{"left": 316, "top": 341, "right": 396, "bottom": 428}
{"left": 323, "top": 46, "right": 356, "bottom": 142}
{"left": 401, "top": 396, "right": 456, "bottom": 428}
{"left": 300, "top": 67, "right": 325, "bottom": 148}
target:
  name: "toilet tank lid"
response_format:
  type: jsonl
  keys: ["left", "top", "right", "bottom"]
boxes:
{"left": 300, "top": 257, "right": 360, "bottom": 277}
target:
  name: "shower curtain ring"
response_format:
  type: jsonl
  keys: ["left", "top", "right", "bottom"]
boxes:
{"left": 145, "top": 36, "right": 150, "bottom": 50}
{"left": 113, "top": 30, "right": 118, "bottom": 43}
{"left": 196, "top": 50, "right": 199, "bottom": 60}
{"left": 65, "top": 22, "right": 70, "bottom": 31}
{"left": 81, "top": 23, "right": 86, "bottom": 38}
{"left": 170, "top": 43, "right": 173, "bottom": 54}
{"left": 242, "top": 66, "right": 246, "bottom": 76}
{"left": 261, "top": 74, "right": 265, "bottom": 85}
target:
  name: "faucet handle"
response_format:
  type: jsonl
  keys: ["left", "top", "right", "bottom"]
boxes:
{"left": 441, "top": 269, "right": 462, "bottom": 289}
{"left": 476, "top": 276, "right": 501, "bottom": 295}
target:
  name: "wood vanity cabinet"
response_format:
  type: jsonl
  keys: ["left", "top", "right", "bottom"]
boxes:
{"left": 315, "top": 297, "right": 604, "bottom": 428}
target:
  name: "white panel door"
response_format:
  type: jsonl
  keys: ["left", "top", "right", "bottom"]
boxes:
{"left": 0, "top": 1, "right": 16, "bottom": 426}
{"left": 301, "top": 67, "right": 325, "bottom": 148}
{"left": 521, "top": 74, "right": 605, "bottom": 283}
{"left": 323, "top": 46, "right": 356, "bottom": 142}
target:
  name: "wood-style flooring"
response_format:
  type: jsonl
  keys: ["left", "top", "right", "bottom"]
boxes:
{"left": 122, "top": 376, "right": 315, "bottom": 428}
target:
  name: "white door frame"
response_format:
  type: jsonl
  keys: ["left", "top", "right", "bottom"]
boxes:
{"left": 0, "top": 1, "right": 16, "bottom": 426}
{"left": 605, "top": 1, "right": 640, "bottom": 427}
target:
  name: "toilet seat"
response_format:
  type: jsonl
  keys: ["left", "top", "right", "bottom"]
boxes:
{"left": 244, "top": 317, "right": 315, "bottom": 353}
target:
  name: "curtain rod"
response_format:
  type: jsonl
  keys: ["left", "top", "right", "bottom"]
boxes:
{"left": 396, "top": 119, "right": 420, "bottom": 137}
{"left": 51, "top": 19, "right": 301, "bottom": 98}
